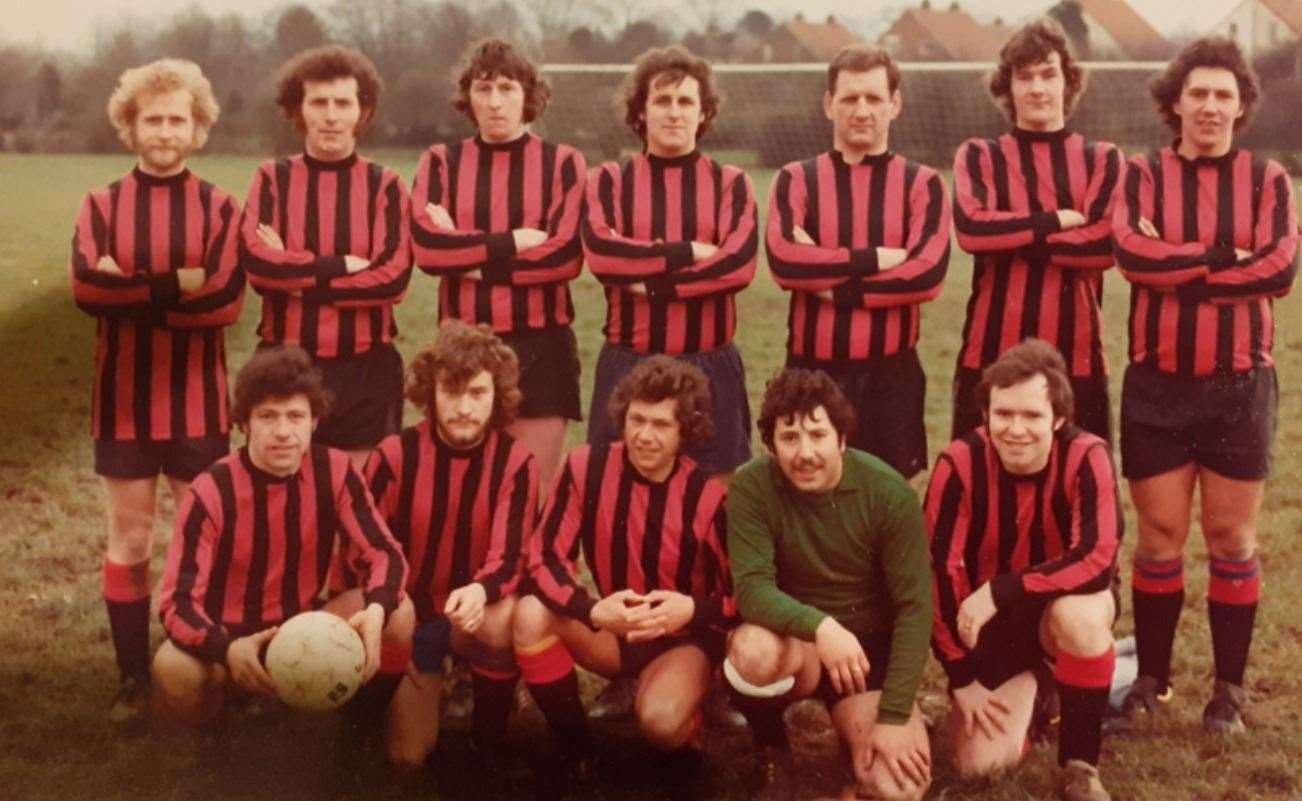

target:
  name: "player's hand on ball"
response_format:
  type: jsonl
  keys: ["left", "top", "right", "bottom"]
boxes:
{"left": 96, "top": 255, "right": 124, "bottom": 274}
{"left": 444, "top": 583, "right": 488, "bottom": 634}
{"left": 815, "top": 616, "right": 871, "bottom": 695}
{"left": 513, "top": 227, "right": 547, "bottom": 251}
{"left": 343, "top": 255, "right": 370, "bottom": 274}
{"left": 256, "top": 223, "right": 285, "bottom": 251}
{"left": 1056, "top": 209, "right": 1086, "bottom": 230}
{"left": 348, "top": 603, "right": 385, "bottom": 683}
{"left": 956, "top": 582, "right": 996, "bottom": 649}
{"left": 951, "top": 680, "right": 1011, "bottom": 739}
{"left": 176, "top": 267, "right": 205, "bottom": 293}
{"left": 690, "top": 241, "right": 718, "bottom": 262}
{"left": 227, "top": 626, "right": 279, "bottom": 697}
{"left": 427, "top": 203, "right": 455, "bottom": 229}
{"left": 791, "top": 226, "right": 816, "bottom": 246}
{"left": 876, "top": 247, "right": 908, "bottom": 271}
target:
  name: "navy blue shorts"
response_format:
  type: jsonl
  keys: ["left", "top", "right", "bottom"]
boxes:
{"left": 789, "top": 349, "right": 928, "bottom": 479}
{"left": 501, "top": 326, "right": 582, "bottom": 421}
{"left": 952, "top": 364, "right": 1112, "bottom": 448}
{"left": 312, "top": 343, "right": 404, "bottom": 452}
{"left": 1121, "top": 363, "right": 1276, "bottom": 481}
{"left": 587, "top": 342, "right": 752, "bottom": 475}
{"left": 617, "top": 629, "right": 726, "bottom": 679}
{"left": 94, "top": 435, "right": 229, "bottom": 482}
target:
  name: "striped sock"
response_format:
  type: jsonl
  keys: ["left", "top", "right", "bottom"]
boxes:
{"left": 103, "top": 558, "right": 151, "bottom": 681}
{"left": 1207, "top": 555, "right": 1261, "bottom": 686}
{"left": 1054, "top": 646, "right": 1115, "bottom": 767}
{"left": 1132, "top": 556, "right": 1184, "bottom": 690}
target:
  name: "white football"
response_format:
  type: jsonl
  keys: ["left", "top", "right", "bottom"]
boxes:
{"left": 265, "top": 610, "right": 366, "bottom": 711}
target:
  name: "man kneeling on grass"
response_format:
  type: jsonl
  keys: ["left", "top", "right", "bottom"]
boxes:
{"left": 926, "top": 339, "right": 1121, "bottom": 801}
{"left": 725, "top": 368, "right": 933, "bottom": 801}
{"left": 512, "top": 356, "right": 735, "bottom": 785}
{"left": 152, "top": 346, "right": 412, "bottom": 728}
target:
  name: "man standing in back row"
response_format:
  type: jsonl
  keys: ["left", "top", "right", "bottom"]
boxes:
{"left": 951, "top": 19, "right": 1122, "bottom": 444}
{"left": 71, "top": 58, "right": 244, "bottom": 723}
{"left": 240, "top": 46, "right": 412, "bottom": 469}
{"left": 411, "top": 39, "right": 587, "bottom": 493}
{"left": 582, "top": 45, "right": 758, "bottom": 482}
{"left": 765, "top": 45, "right": 951, "bottom": 481}
{"left": 1111, "top": 37, "right": 1297, "bottom": 734}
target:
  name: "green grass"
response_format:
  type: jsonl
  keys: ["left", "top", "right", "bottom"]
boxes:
{"left": 1, "top": 151, "right": 1300, "bottom": 800}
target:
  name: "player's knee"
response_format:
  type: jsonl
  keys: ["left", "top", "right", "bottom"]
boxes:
{"left": 107, "top": 519, "right": 153, "bottom": 563}
{"left": 1047, "top": 596, "right": 1113, "bottom": 655}
{"left": 635, "top": 693, "right": 693, "bottom": 750}
{"left": 151, "top": 644, "right": 220, "bottom": 724}
{"left": 1203, "top": 524, "right": 1256, "bottom": 561}
{"left": 510, "top": 594, "right": 553, "bottom": 646}
{"left": 860, "top": 766, "right": 929, "bottom": 801}
{"left": 383, "top": 595, "right": 416, "bottom": 644}
{"left": 1134, "top": 510, "right": 1191, "bottom": 556}
{"left": 386, "top": 735, "right": 434, "bottom": 772}
{"left": 954, "top": 742, "right": 1021, "bottom": 780}
{"left": 726, "top": 624, "right": 785, "bottom": 685}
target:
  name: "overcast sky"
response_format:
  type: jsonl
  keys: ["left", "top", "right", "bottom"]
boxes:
{"left": 8, "top": 0, "right": 1235, "bottom": 53}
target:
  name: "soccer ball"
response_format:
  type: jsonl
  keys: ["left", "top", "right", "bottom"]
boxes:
{"left": 265, "top": 611, "right": 366, "bottom": 711}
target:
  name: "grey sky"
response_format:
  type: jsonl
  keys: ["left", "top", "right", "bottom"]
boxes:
{"left": 8, "top": 0, "right": 1234, "bottom": 53}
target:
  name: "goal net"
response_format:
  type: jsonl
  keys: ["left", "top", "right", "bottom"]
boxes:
{"left": 538, "top": 61, "right": 1170, "bottom": 169}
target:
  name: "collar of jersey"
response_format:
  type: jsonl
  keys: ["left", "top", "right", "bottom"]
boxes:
{"left": 427, "top": 420, "right": 492, "bottom": 458}
{"left": 643, "top": 150, "right": 701, "bottom": 169}
{"left": 768, "top": 456, "right": 857, "bottom": 500}
{"left": 617, "top": 442, "right": 682, "bottom": 486}
{"left": 1009, "top": 126, "right": 1071, "bottom": 143}
{"left": 239, "top": 446, "right": 298, "bottom": 484}
{"left": 1169, "top": 139, "right": 1240, "bottom": 167}
{"left": 474, "top": 132, "right": 533, "bottom": 152}
{"left": 132, "top": 166, "right": 192, "bottom": 186}
{"left": 301, "top": 151, "right": 359, "bottom": 171}
{"left": 829, "top": 148, "right": 893, "bottom": 168}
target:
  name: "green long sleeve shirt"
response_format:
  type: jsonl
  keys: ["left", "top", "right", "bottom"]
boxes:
{"left": 727, "top": 449, "right": 933, "bottom": 725}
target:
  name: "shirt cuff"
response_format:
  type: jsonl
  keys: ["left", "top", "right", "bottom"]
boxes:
{"left": 666, "top": 241, "right": 695, "bottom": 271}
{"left": 149, "top": 273, "right": 182, "bottom": 305}
{"left": 989, "top": 573, "right": 1023, "bottom": 609}
{"left": 485, "top": 231, "right": 517, "bottom": 266}
{"left": 1206, "top": 246, "right": 1238, "bottom": 272}
{"left": 850, "top": 247, "right": 880, "bottom": 278}
{"left": 1031, "top": 211, "right": 1061, "bottom": 242}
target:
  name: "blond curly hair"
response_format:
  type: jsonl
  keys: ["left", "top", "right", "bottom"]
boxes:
{"left": 106, "top": 58, "right": 220, "bottom": 150}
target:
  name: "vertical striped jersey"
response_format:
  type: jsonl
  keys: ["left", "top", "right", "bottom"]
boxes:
{"left": 239, "top": 152, "right": 412, "bottom": 359}
{"left": 159, "top": 446, "right": 407, "bottom": 663}
{"left": 528, "top": 443, "right": 735, "bottom": 632}
{"left": 71, "top": 167, "right": 245, "bottom": 441}
{"left": 1111, "top": 145, "right": 1298, "bottom": 376}
{"left": 410, "top": 134, "right": 586, "bottom": 333}
{"left": 582, "top": 151, "right": 758, "bottom": 355}
{"left": 924, "top": 427, "right": 1122, "bottom": 686}
{"left": 765, "top": 150, "right": 951, "bottom": 362}
{"left": 341, "top": 424, "right": 538, "bottom": 622}
{"left": 953, "top": 129, "right": 1122, "bottom": 378}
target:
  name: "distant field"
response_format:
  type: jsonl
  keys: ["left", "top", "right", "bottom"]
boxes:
{"left": 1, "top": 152, "right": 1299, "bottom": 801}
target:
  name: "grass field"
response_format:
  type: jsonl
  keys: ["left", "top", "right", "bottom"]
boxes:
{"left": 1, "top": 151, "right": 1300, "bottom": 801}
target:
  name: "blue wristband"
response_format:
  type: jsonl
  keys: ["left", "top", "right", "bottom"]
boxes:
{"left": 411, "top": 618, "right": 452, "bottom": 674}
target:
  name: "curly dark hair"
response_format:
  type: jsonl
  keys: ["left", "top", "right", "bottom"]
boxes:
{"left": 988, "top": 18, "right": 1086, "bottom": 124}
{"left": 608, "top": 356, "right": 714, "bottom": 449}
{"left": 827, "top": 44, "right": 901, "bottom": 95}
{"left": 275, "top": 45, "right": 384, "bottom": 136}
{"left": 1150, "top": 37, "right": 1260, "bottom": 135}
{"left": 621, "top": 45, "right": 721, "bottom": 144}
{"left": 757, "top": 369, "right": 857, "bottom": 452}
{"left": 232, "top": 346, "right": 330, "bottom": 425}
{"left": 405, "top": 320, "right": 522, "bottom": 429}
{"left": 453, "top": 38, "right": 551, "bottom": 126}
{"left": 975, "top": 338, "right": 1074, "bottom": 429}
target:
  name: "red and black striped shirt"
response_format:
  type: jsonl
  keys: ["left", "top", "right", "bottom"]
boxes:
{"left": 953, "top": 130, "right": 1122, "bottom": 378}
{"left": 71, "top": 167, "right": 245, "bottom": 442}
{"left": 411, "top": 134, "right": 586, "bottom": 333}
{"left": 925, "top": 427, "right": 1122, "bottom": 686}
{"left": 160, "top": 446, "right": 407, "bottom": 663}
{"left": 766, "top": 150, "right": 951, "bottom": 362}
{"left": 342, "top": 423, "right": 538, "bottom": 623}
{"left": 582, "top": 151, "right": 758, "bottom": 355}
{"left": 239, "top": 152, "right": 412, "bottom": 359}
{"left": 529, "top": 442, "right": 735, "bottom": 632}
{"left": 1112, "top": 145, "right": 1298, "bottom": 376}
